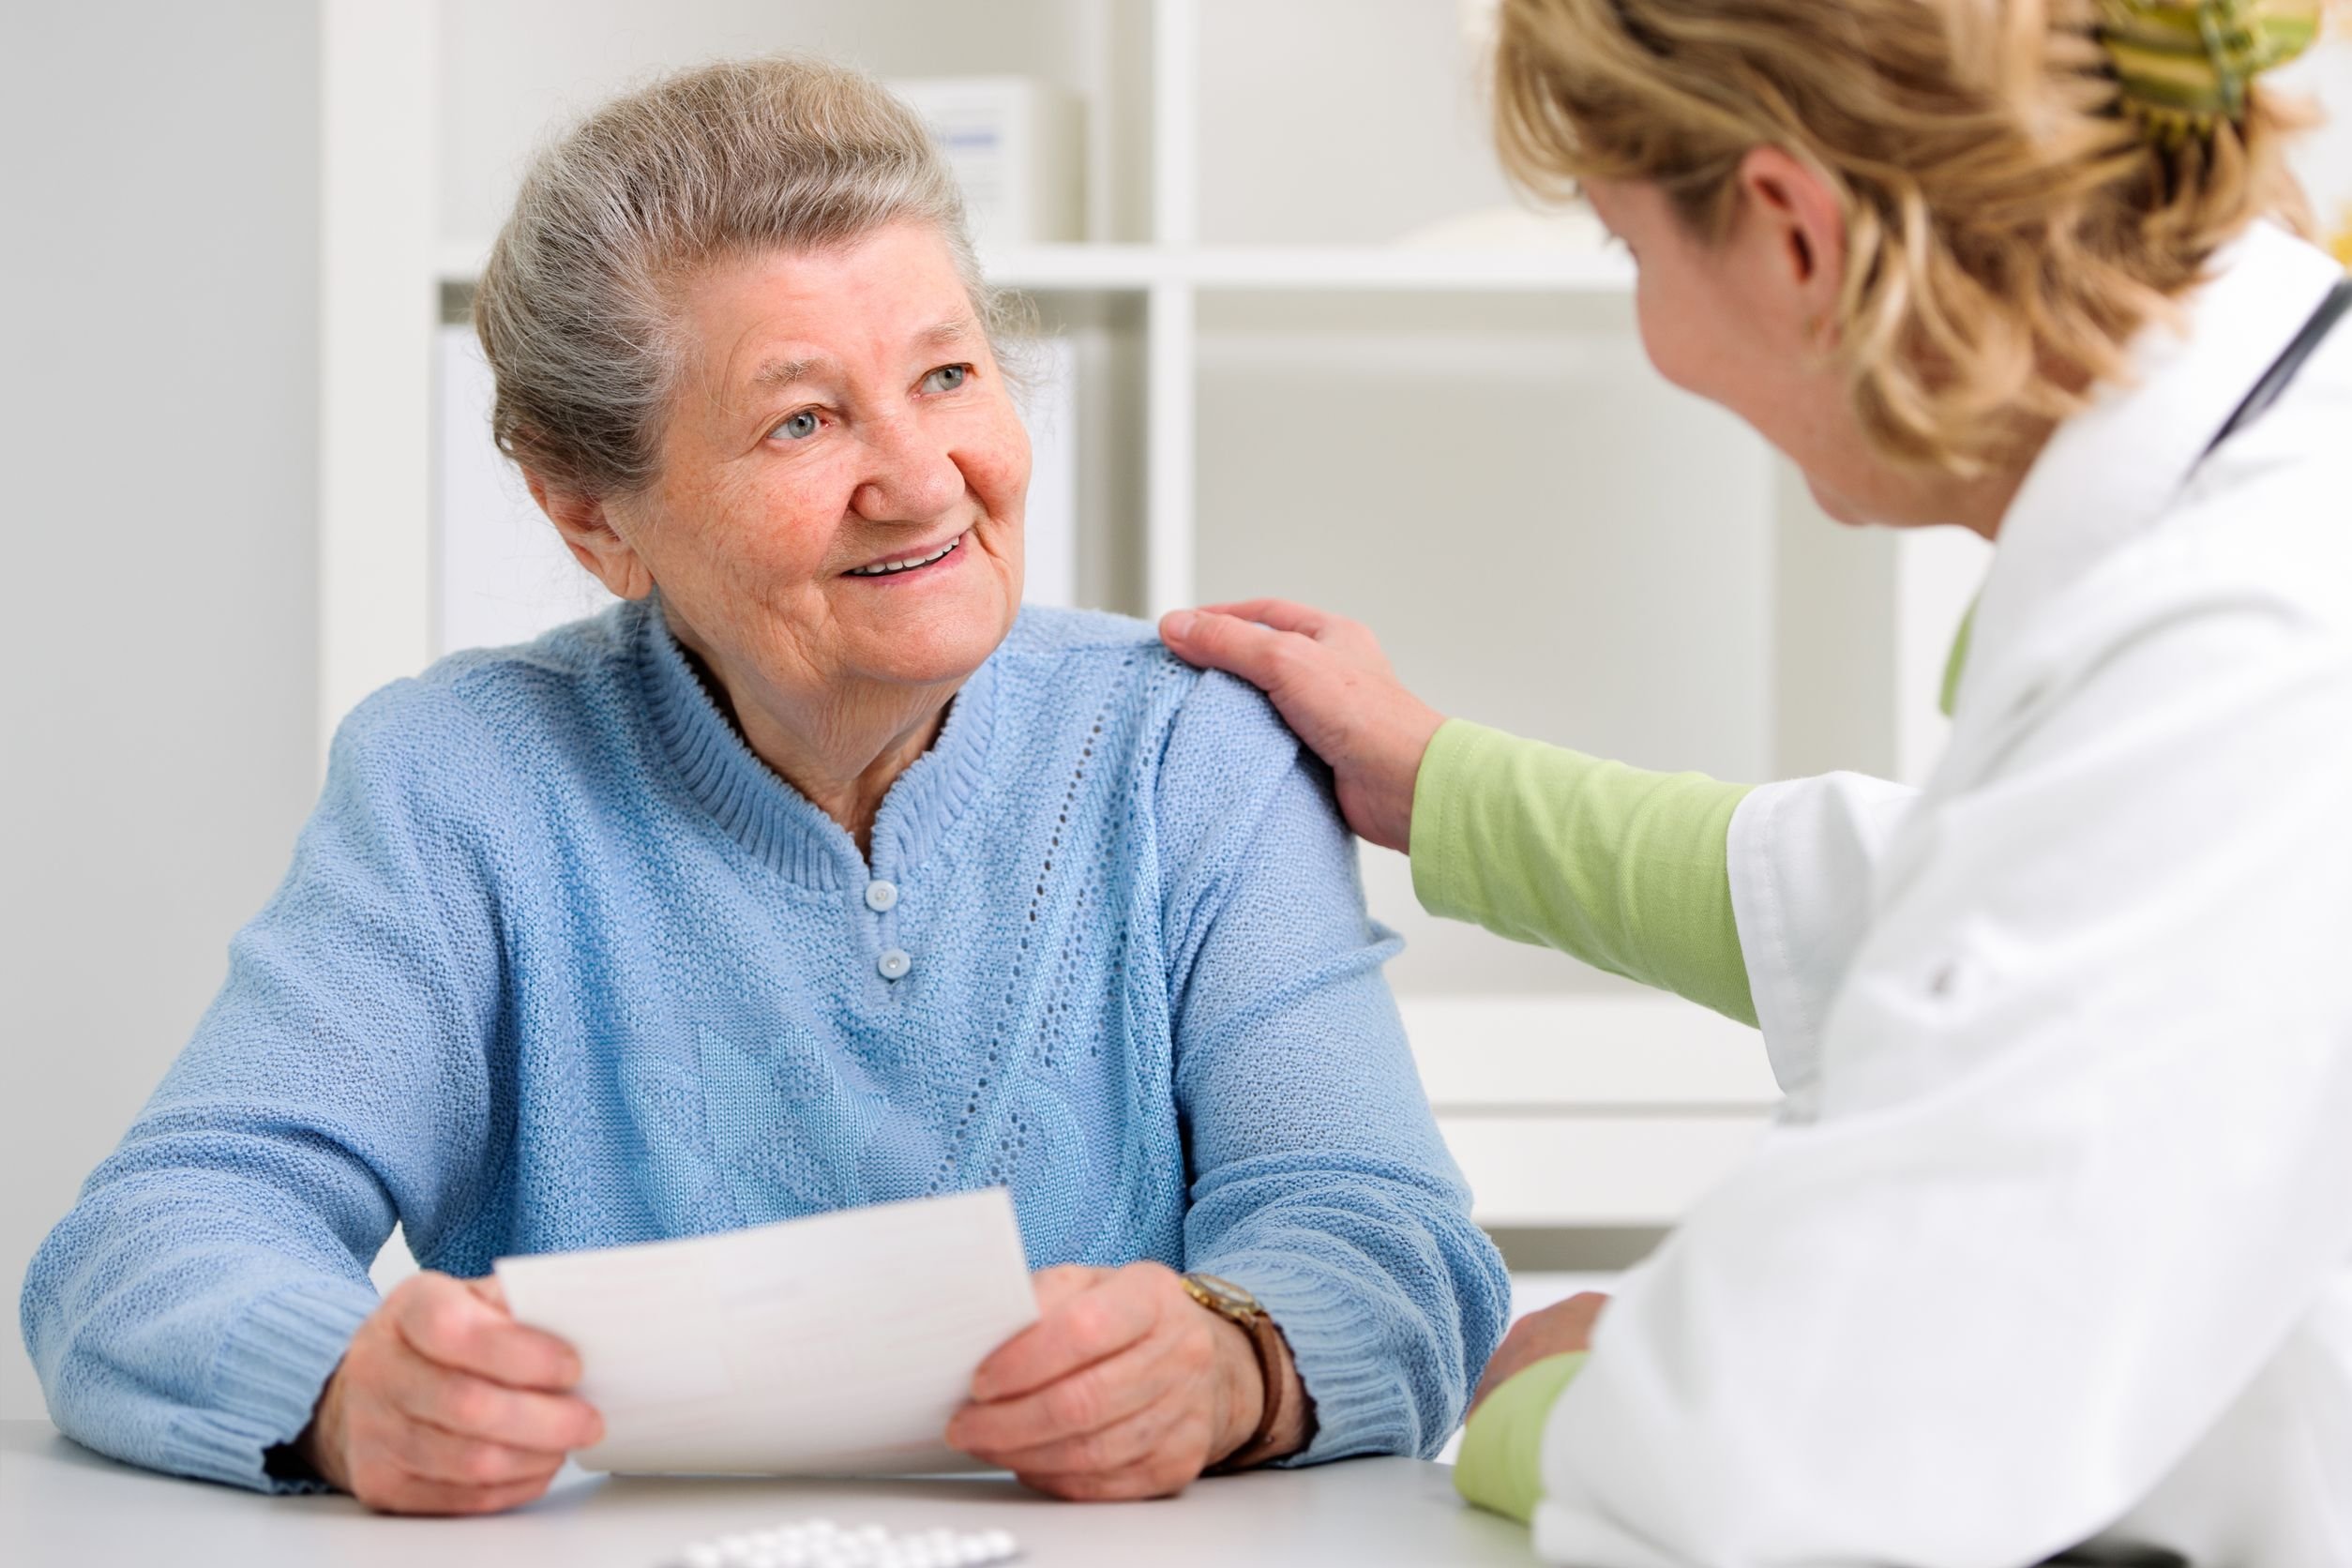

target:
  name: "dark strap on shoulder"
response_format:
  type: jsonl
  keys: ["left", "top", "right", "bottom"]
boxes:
{"left": 2202, "top": 278, "right": 2352, "bottom": 459}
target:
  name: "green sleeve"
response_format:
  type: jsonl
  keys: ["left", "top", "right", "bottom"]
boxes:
{"left": 1453, "top": 1351, "right": 1588, "bottom": 1524}
{"left": 1410, "top": 720, "right": 1758, "bottom": 1027}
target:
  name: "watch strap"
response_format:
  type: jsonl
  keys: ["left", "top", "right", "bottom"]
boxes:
{"left": 1182, "top": 1273, "right": 1297, "bottom": 1472}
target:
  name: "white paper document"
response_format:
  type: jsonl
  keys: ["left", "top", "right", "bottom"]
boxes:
{"left": 495, "top": 1188, "right": 1037, "bottom": 1476}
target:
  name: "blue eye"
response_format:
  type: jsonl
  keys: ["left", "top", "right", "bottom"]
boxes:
{"left": 774, "top": 410, "right": 821, "bottom": 442}
{"left": 922, "top": 364, "right": 970, "bottom": 393}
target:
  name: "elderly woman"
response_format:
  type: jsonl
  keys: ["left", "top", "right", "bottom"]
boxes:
{"left": 21, "top": 57, "right": 1507, "bottom": 1515}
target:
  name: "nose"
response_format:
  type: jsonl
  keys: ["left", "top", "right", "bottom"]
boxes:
{"left": 850, "top": 409, "right": 964, "bottom": 525}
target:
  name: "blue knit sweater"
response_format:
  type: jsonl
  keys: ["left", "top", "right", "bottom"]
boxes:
{"left": 22, "top": 598, "right": 1508, "bottom": 1491}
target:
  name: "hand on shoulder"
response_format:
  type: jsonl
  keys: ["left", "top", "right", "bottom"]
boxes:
{"left": 1159, "top": 601, "right": 1446, "bottom": 854}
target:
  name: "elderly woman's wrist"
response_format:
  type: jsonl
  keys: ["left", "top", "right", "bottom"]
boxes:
{"left": 1259, "top": 1356, "right": 1313, "bottom": 1460}
{"left": 289, "top": 1372, "right": 351, "bottom": 1490}
{"left": 1204, "top": 1314, "right": 1313, "bottom": 1469}
{"left": 1206, "top": 1316, "right": 1268, "bottom": 1462}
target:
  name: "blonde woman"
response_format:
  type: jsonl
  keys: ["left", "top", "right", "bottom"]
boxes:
{"left": 1164, "top": 1, "right": 2352, "bottom": 1562}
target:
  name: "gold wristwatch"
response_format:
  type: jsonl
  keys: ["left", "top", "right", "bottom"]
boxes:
{"left": 1179, "top": 1272, "right": 1301, "bottom": 1471}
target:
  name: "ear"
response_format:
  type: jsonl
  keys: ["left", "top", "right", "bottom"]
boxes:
{"left": 526, "top": 472, "right": 657, "bottom": 601}
{"left": 1731, "top": 145, "right": 1847, "bottom": 347}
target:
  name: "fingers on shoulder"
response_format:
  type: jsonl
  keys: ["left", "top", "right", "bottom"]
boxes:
{"left": 1195, "top": 599, "right": 1341, "bottom": 638}
{"left": 1168, "top": 606, "right": 1353, "bottom": 699}
{"left": 1173, "top": 608, "right": 1293, "bottom": 673}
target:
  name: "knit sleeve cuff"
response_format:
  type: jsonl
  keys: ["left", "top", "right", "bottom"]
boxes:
{"left": 156, "top": 1280, "right": 376, "bottom": 1494}
{"left": 1210, "top": 1256, "right": 1429, "bottom": 1465}
{"left": 1454, "top": 1351, "right": 1587, "bottom": 1524}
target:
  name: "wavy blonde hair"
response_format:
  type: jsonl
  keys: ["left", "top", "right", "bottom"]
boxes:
{"left": 1493, "top": 0, "right": 2320, "bottom": 474}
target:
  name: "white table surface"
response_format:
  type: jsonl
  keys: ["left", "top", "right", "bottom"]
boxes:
{"left": 0, "top": 1420, "right": 1536, "bottom": 1567}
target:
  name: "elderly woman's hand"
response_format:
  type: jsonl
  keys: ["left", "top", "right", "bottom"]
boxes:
{"left": 946, "top": 1261, "right": 1300, "bottom": 1499}
{"left": 1158, "top": 601, "right": 1445, "bottom": 854}
{"left": 295, "top": 1272, "right": 603, "bottom": 1515}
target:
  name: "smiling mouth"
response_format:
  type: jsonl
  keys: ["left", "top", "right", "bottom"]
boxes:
{"left": 843, "top": 534, "right": 964, "bottom": 578}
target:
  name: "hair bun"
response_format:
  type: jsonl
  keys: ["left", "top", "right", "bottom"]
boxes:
{"left": 2097, "top": 0, "right": 2323, "bottom": 143}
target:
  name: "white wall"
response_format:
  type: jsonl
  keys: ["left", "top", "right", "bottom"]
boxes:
{"left": 0, "top": 2, "right": 322, "bottom": 1420}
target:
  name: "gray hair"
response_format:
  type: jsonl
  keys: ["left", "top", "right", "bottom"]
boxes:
{"left": 475, "top": 54, "right": 1022, "bottom": 499}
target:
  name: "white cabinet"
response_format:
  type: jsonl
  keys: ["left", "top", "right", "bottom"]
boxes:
{"left": 321, "top": 0, "right": 1996, "bottom": 1234}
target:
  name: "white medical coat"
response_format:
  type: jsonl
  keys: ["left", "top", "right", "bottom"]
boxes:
{"left": 1532, "top": 224, "right": 2352, "bottom": 1567}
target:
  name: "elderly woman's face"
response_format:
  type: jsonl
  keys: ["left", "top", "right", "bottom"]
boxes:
{"left": 615, "top": 221, "right": 1029, "bottom": 701}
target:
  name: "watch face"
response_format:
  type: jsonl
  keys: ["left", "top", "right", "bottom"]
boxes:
{"left": 1185, "top": 1273, "right": 1259, "bottom": 1315}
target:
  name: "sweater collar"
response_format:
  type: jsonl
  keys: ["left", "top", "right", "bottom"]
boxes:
{"left": 631, "top": 596, "right": 1001, "bottom": 891}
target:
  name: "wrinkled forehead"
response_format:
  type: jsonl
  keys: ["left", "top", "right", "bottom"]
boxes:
{"left": 674, "top": 224, "right": 985, "bottom": 398}
{"left": 743, "top": 317, "right": 982, "bottom": 398}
